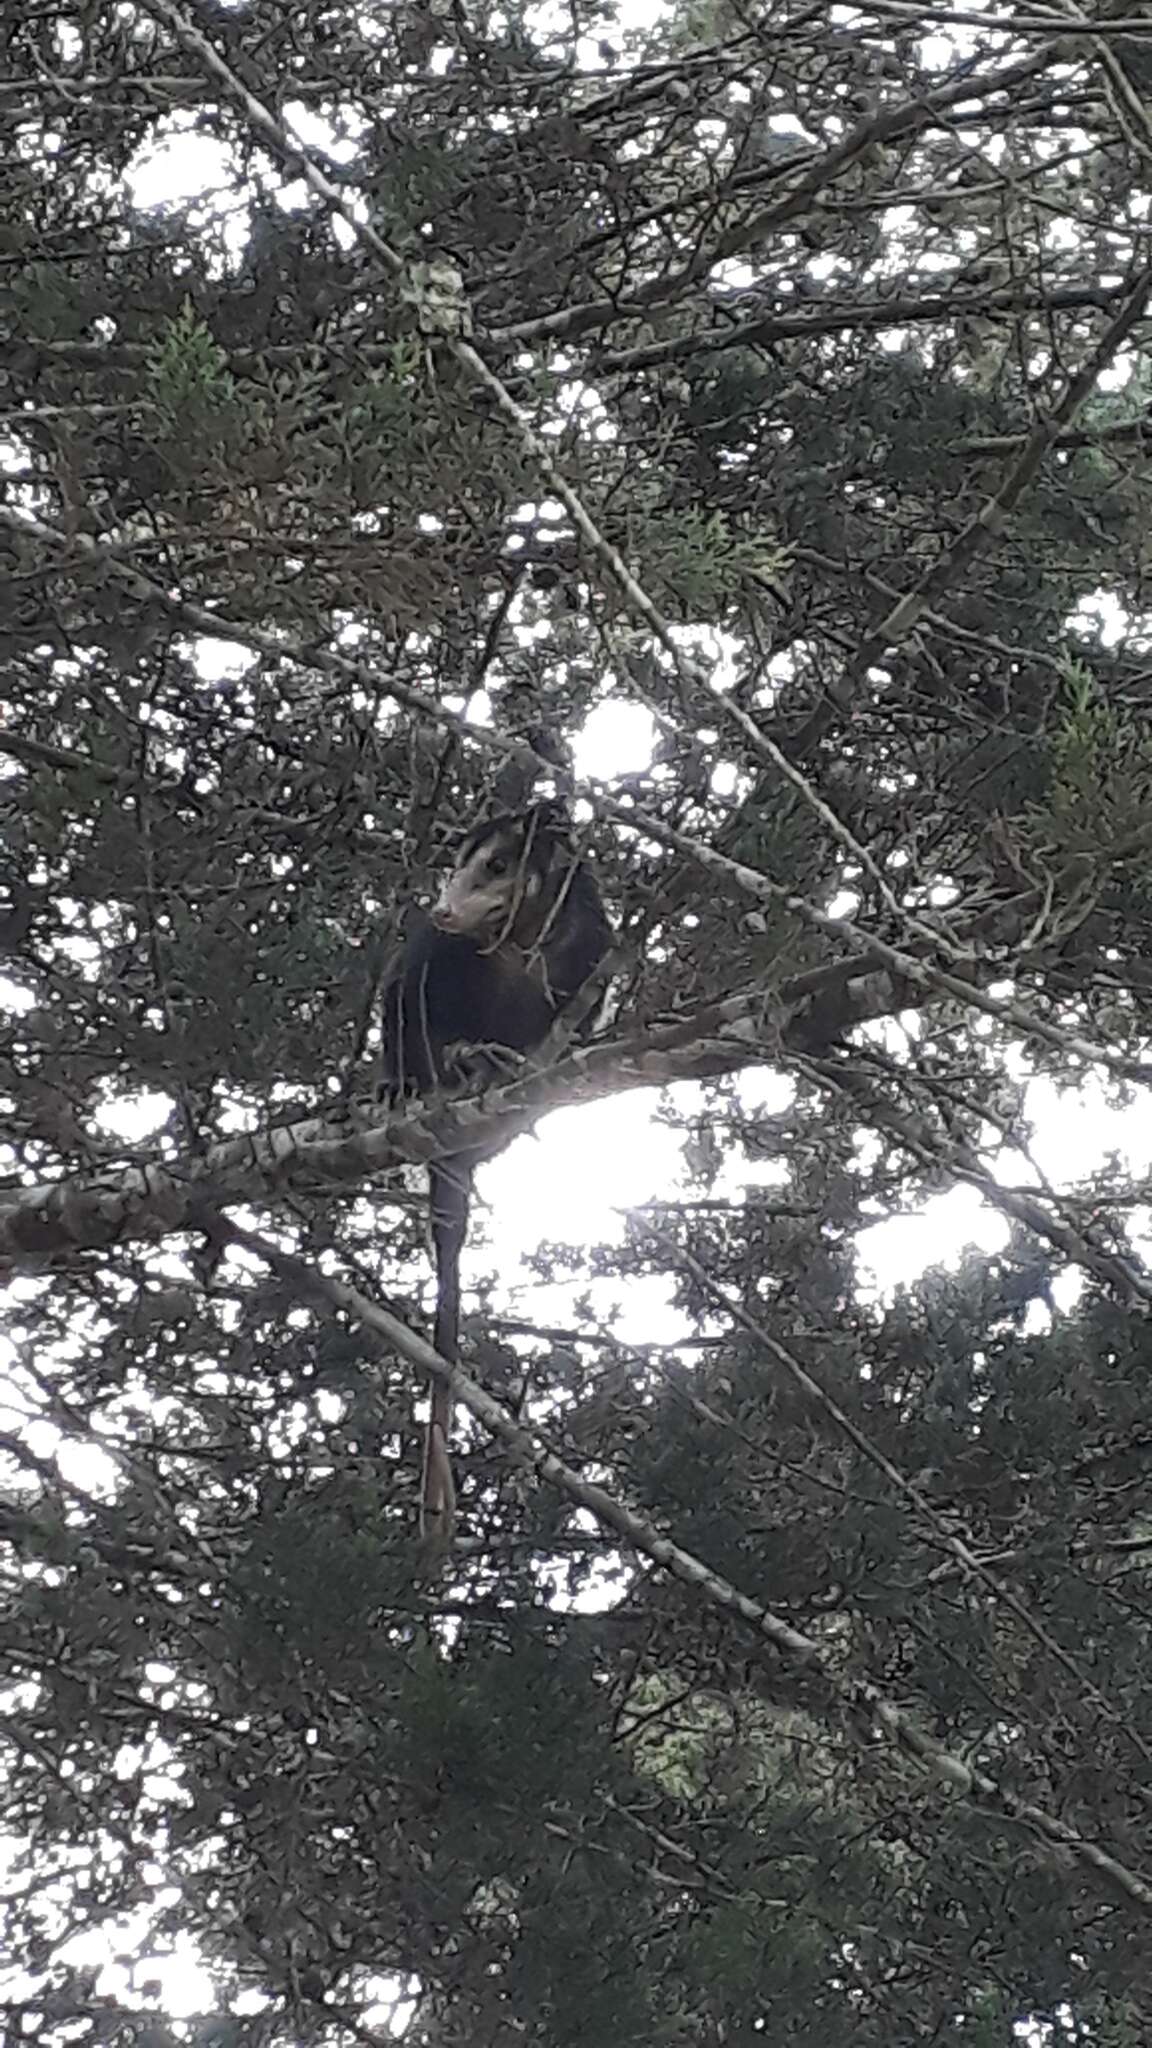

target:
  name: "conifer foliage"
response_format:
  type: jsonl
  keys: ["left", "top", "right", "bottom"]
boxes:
{"left": 4, "top": 2, "right": 1152, "bottom": 2042}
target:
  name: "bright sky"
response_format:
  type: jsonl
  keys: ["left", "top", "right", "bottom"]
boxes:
{"left": 4, "top": 2, "right": 1152, "bottom": 2036}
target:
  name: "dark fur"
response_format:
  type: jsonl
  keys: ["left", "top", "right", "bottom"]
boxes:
{"left": 380, "top": 807, "right": 610, "bottom": 1547}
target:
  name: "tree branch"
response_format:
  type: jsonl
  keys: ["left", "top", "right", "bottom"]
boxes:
{"left": 221, "top": 1215, "right": 1152, "bottom": 1925}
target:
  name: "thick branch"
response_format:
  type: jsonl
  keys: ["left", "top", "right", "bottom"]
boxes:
{"left": 0, "top": 999, "right": 778, "bottom": 1271}
{"left": 594, "top": 281, "right": 1133, "bottom": 375}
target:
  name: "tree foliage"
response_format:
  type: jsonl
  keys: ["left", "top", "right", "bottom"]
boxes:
{"left": 4, "top": 0, "right": 1152, "bottom": 2042}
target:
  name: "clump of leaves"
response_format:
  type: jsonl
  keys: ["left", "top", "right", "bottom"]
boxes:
{"left": 146, "top": 300, "right": 258, "bottom": 451}
{"left": 636, "top": 505, "right": 789, "bottom": 615}
{"left": 1042, "top": 658, "right": 1152, "bottom": 858}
